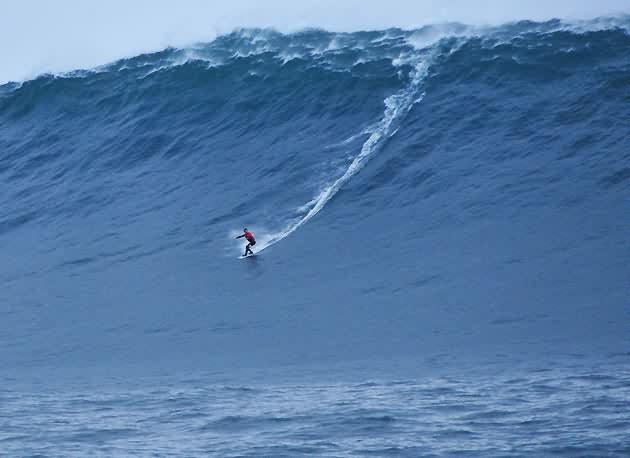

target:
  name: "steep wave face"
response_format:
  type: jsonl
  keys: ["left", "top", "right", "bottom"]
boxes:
{"left": 1, "top": 20, "right": 629, "bottom": 375}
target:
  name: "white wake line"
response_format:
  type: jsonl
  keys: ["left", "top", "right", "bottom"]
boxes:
{"left": 254, "top": 59, "right": 430, "bottom": 255}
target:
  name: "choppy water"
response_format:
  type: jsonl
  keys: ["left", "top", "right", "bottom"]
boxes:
{"left": 1, "top": 17, "right": 629, "bottom": 457}
{"left": 2, "top": 361, "right": 629, "bottom": 457}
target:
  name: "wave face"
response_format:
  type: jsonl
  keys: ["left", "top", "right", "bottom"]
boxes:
{"left": 1, "top": 20, "right": 629, "bottom": 375}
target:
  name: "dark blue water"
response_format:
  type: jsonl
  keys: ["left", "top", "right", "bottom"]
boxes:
{"left": 1, "top": 19, "right": 629, "bottom": 456}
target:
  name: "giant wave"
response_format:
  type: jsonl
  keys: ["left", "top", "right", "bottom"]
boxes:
{"left": 0, "top": 19, "right": 629, "bottom": 375}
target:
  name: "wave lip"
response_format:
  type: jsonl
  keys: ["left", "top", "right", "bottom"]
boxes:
{"left": 1, "top": 16, "right": 628, "bottom": 88}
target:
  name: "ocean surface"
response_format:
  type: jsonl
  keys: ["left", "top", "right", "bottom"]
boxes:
{"left": 1, "top": 17, "right": 629, "bottom": 457}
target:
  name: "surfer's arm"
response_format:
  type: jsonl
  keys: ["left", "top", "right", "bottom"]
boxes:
{"left": 235, "top": 234, "right": 245, "bottom": 239}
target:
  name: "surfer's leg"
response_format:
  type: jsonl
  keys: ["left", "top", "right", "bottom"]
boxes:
{"left": 245, "top": 244, "right": 253, "bottom": 255}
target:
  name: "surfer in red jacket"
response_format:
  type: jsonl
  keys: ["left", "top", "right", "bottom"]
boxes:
{"left": 235, "top": 228, "right": 256, "bottom": 256}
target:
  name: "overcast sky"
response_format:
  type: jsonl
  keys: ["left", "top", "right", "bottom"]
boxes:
{"left": 1, "top": 0, "right": 628, "bottom": 84}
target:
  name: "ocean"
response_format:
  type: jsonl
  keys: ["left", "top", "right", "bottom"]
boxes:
{"left": 1, "top": 18, "right": 629, "bottom": 457}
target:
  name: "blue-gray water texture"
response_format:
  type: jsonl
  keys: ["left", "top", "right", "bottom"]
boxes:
{"left": 1, "top": 19, "right": 629, "bottom": 457}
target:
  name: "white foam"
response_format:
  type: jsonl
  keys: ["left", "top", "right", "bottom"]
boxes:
{"left": 406, "top": 23, "right": 482, "bottom": 50}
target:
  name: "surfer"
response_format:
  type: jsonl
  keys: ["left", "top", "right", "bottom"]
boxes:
{"left": 235, "top": 228, "right": 256, "bottom": 256}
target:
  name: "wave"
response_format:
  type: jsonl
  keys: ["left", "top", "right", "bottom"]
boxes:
{"left": 0, "top": 19, "right": 628, "bottom": 372}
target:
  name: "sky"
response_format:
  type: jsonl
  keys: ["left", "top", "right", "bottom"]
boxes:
{"left": 1, "top": 0, "right": 628, "bottom": 84}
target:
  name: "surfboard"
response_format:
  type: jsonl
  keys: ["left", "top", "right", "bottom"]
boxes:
{"left": 239, "top": 253, "right": 257, "bottom": 259}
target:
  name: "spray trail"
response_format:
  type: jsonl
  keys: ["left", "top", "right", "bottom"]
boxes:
{"left": 252, "top": 57, "right": 431, "bottom": 254}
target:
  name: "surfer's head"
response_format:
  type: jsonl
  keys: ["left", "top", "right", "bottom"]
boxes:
{"left": 243, "top": 228, "right": 248, "bottom": 232}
